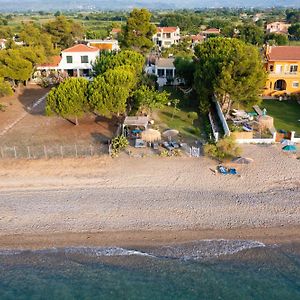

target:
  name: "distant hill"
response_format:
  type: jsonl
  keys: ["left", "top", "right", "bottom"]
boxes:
{"left": 0, "top": 0, "right": 299, "bottom": 12}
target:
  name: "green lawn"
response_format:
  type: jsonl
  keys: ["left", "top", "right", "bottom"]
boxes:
{"left": 262, "top": 100, "right": 300, "bottom": 135}
{"left": 155, "top": 105, "right": 200, "bottom": 140}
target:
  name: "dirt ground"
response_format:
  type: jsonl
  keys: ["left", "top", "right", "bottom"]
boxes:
{"left": 0, "top": 85, "right": 116, "bottom": 154}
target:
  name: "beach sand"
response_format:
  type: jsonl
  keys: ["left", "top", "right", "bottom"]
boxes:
{"left": 0, "top": 144, "right": 299, "bottom": 250}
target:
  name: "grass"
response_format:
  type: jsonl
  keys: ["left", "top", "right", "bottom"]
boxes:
{"left": 154, "top": 87, "right": 201, "bottom": 140}
{"left": 262, "top": 100, "right": 300, "bottom": 135}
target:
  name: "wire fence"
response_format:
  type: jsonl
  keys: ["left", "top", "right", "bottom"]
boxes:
{"left": 0, "top": 144, "right": 108, "bottom": 160}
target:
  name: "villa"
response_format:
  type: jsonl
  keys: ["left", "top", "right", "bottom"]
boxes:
{"left": 263, "top": 45, "right": 300, "bottom": 97}
{"left": 36, "top": 44, "right": 100, "bottom": 77}
{"left": 266, "top": 21, "right": 291, "bottom": 35}
{"left": 152, "top": 27, "right": 180, "bottom": 48}
{"left": 85, "top": 39, "right": 119, "bottom": 52}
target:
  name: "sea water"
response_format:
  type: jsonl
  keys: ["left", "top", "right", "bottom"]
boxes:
{"left": 0, "top": 240, "right": 299, "bottom": 300}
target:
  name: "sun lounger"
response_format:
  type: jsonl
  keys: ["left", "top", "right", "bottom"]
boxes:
{"left": 218, "top": 166, "right": 228, "bottom": 175}
{"left": 228, "top": 168, "right": 237, "bottom": 175}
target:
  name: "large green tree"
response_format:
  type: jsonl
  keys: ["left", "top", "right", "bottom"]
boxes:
{"left": 0, "top": 49, "right": 33, "bottom": 84}
{"left": 46, "top": 78, "right": 89, "bottom": 125}
{"left": 237, "top": 24, "right": 264, "bottom": 45}
{"left": 174, "top": 57, "right": 195, "bottom": 86}
{"left": 92, "top": 50, "right": 145, "bottom": 77}
{"left": 132, "top": 85, "right": 169, "bottom": 114}
{"left": 44, "top": 16, "right": 84, "bottom": 49}
{"left": 89, "top": 66, "right": 137, "bottom": 117}
{"left": 288, "top": 23, "right": 300, "bottom": 39}
{"left": 0, "top": 77, "right": 13, "bottom": 97}
{"left": 194, "top": 38, "right": 267, "bottom": 115}
{"left": 19, "top": 23, "right": 57, "bottom": 57}
{"left": 121, "top": 8, "right": 156, "bottom": 52}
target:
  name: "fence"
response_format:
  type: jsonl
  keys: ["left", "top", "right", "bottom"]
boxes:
{"left": 0, "top": 144, "right": 108, "bottom": 160}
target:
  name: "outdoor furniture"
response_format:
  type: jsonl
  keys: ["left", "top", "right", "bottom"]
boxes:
{"left": 228, "top": 168, "right": 237, "bottom": 175}
{"left": 232, "top": 157, "right": 254, "bottom": 164}
{"left": 135, "top": 139, "right": 146, "bottom": 148}
{"left": 162, "top": 141, "right": 174, "bottom": 151}
{"left": 170, "top": 141, "right": 180, "bottom": 149}
{"left": 152, "top": 142, "right": 159, "bottom": 150}
{"left": 218, "top": 166, "right": 228, "bottom": 175}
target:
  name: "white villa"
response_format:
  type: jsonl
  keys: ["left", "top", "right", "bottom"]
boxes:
{"left": 152, "top": 27, "right": 180, "bottom": 48}
{"left": 36, "top": 44, "right": 100, "bottom": 77}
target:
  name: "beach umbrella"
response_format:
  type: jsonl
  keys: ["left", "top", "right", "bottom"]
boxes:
{"left": 162, "top": 129, "right": 179, "bottom": 138}
{"left": 141, "top": 129, "right": 161, "bottom": 142}
{"left": 162, "top": 129, "right": 179, "bottom": 141}
{"left": 282, "top": 145, "right": 297, "bottom": 152}
{"left": 232, "top": 157, "right": 254, "bottom": 164}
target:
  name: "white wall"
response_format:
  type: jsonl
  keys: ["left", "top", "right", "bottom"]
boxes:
{"left": 60, "top": 51, "right": 99, "bottom": 71}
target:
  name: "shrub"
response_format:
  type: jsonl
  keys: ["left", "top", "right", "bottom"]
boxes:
{"left": 111, "top": 135, "right": 129, "bottom": 157}
{"left": 204, "top": 136, "right": 241, "bottom": 161}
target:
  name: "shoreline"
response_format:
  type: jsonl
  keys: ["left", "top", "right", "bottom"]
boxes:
{"left": 1, "top": 226, "right": 300, "bottom": 250}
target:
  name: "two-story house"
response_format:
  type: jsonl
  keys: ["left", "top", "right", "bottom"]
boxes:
{"left": 263, "top": 46, "right": 300, "bottom": 97}
{"left": 152, "top": 27, "right": 180, "bottom": 48}
{"left": 266, "top": 22, "right": 291, "bottom": 35}
{"left": 37, "top": 44, "right": 100, "bottom": 77}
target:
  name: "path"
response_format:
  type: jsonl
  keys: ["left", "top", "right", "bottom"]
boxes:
{"left": 0, "top": 93, "right": 48, "bottom": 137}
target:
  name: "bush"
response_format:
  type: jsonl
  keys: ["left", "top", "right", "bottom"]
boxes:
{"left": 111, "top": 135, "right": 129, "bottom": 157}
{"left": 0, "top": 77, "right": 13, "bottom": 98}
{"left": 204, "top": 136, "right": 241, "bottom": 161}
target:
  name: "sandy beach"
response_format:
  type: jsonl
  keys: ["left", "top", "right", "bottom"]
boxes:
{"left": 0, "top": 144, "right": 299, "bottom": 249}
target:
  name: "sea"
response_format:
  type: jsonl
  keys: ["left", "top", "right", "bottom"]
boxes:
{"left": 0, "top": 239, "right": 299, "bottom": 300}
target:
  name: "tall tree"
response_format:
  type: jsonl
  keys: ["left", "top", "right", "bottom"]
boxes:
{"left": 92, "top": 50, "right": 145, "bottom": 77}
{"left": 237, "top": 24, "right": 264, "bottom": 45}
{"left": 288, "top": 23, "right": 300, "bottom": 39}
{"left": 89, "top": 66, "right": 136, "bottom": 117}
{"left": 44, "top": 16, "right": 83, "bottom": 49}
{"left": 132, "top": 85, "right": 169, "bottom": 114}
{"left": 0, "top": 49, "right": 33, "bottom": 84}
{"left": 46, "top": 78, "right": 89, "bottom": 125}
{"left": 0, "top": 77, "right": 13, "bottom": 97}
{"left": 121, "top": 8, "right": 156, "bottom": 52}
{"left": 194, "top": 38, "right": 267, "bottom": 116}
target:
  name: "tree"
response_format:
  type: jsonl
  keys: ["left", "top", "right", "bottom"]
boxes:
{"left": 288, "top": 23, "right": 300, "bottom": 39}
{"left": 174, "top": 57, "right": 195, "bottom": 86}
{"left": 133, "top": 85, "right": 169, "bottom": 114}
{"left": 44, "top": 16, "right": 84, "bottom": 49}
{"left": 88, "top": 66, "right": 137, "bottom": 118}
{"left": 19, "top": 23, "right": 56, "bottom": 57}
{"left": 264, "top": 33, "right": 288, "bottom": 46}
{"left": 121, "top": 8, "right": 156, "bottom": 52}
{"left": 0, "top": 49, "right": 33, "bottom": 84}
{"left": 236, "top": 24, "right": 264, "bottom": 45}
{"left": 0, "top": 77, "right": 13, "bottom": 97}
{"left": 194, "top": 38, "right": 267, "bottom": 116}
{"left": 92, "top": 50, "right": 145, "bottom": 77}
{"left": 46, "top": 78, "right": 89, "bottom": 125}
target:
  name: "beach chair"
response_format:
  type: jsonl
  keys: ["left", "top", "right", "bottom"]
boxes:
{"left": 218, "top": 166, "right": 228, "bottom": 175}
{"left": 228, "top": 168, "right": 237, "bottom": 175}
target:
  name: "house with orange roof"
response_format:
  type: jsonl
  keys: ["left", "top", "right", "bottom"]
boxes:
{"left": 37, "top": 44, "right": 100, "bottom": 77}
{"left": 86, "top": 39, "right": 119, "bottom": 52}
{"left": 152, "top": 27, "right": 180, "bottom": 48}
{"left": 263, "top": 45, "right": 300, "bottom": 97}
{"left": 202, "top": 28, "right": 221, "bottom": 37}
{"left": 266, "top": 22, "right": 291, "bottom": 35}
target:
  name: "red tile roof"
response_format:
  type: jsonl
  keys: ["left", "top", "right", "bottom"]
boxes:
{"left": 39, "top": 56, "right": 62, "bottom": 67}
{"left": 267, "top": 46, "right": 300, "bottom": 61}
{"left": 62, "top": 44, "right": 99, "bottom": 53}
{"left": 202, "top": 28, "right": 221, "bottom": 34}
{"left": 157, "top": 27, "right": 178, "bottom": 33}
{"left": 111, "top": 28, "right": 121, "bottom": 33}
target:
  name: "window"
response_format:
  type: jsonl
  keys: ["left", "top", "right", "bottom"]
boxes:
{"left": 290, "top": 65, "right": 298, "bottom": 73}
{"left": 157, "top": 33, "right": 161, "bottom": 37}
{"left": 166, "top": 69, "right": 173, "bottom": 78}
{"left": 66, "top": 56, "right": 73, "bottom": 64}
{"left": 81, "top": 56, "right": 89, "bottom": 63}
{"left": 269, "top": 65, "right": 274, "bottom": 72}
{"left": 166, "top": 33, "right": 171, "bottom": 39}
{"left": 157, "top": 69, "right": 165, "bottom": 77}
{"left": 292, "top": 81, "right": 299, "bottom": 88}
